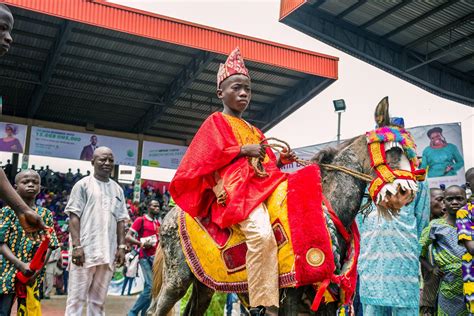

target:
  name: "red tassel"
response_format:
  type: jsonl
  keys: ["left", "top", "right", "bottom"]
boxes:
{"left": 311, "top": 279, "right": 331, "bottom": 311}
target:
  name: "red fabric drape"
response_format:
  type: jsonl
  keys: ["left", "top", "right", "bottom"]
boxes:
{"left": 170, "top": 112, "right": 287, "bottom": 228}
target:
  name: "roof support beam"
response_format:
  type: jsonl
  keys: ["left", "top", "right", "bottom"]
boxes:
{"left": 73, "top": 28, "right": 194, "bottom": 58}
{"left": 66, "top": 41, "right": 185, "bottom": 69}
{"left": 337, "top": 1, "right": 367, "bottom": 19}
{"left": 307, "top": 0, "right": 326, "bottom": 8}
{"left": 27, "top": 21, "right": 73, "bottom": 118}
{"left": 428, "top": 34, "right": 474, "bottom": 59}
{"left": 382, "top": 0, "right": 460, "bottom": 39}
{"left": 61, "top": 53, "right": 176, "bottom": 79}
{"left": 405, "top": 34, "right": 474, "bottom": 72}
{"left": 446, "top": 52, "right": 474, "bottom": 67}
{"left": 134, "top": 50, "right": 216, "bottom": 133}
{"left": 280, "top": 5, "right": 473, "bottom": 105}
{"left": 404, "top": 12, "right": 474, "bottom": 49}
{"left": 360, "top": 0, "right": 410, "bottom": 29}
{"left": 55, "top": 64, "right": 169, "bottom": 90}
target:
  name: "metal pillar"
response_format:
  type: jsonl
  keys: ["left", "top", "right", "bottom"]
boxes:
{"left": 337, "top": 111, "right": 342, "bottom": 144}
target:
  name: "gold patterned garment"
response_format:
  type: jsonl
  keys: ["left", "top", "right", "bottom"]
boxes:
{"left": 222, "top": 114, "right": 269, "bottom": 163}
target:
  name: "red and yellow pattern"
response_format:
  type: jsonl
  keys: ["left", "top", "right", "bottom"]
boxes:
{"left": 179, "top": 180, "right": 297, "bottom": 291}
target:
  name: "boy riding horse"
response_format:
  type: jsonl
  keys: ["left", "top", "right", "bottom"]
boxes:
{"left": 170, "top": 48, "right": 296, "bottom": 315}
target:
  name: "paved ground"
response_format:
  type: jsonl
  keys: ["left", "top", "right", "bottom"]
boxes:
{"left": 12, "top": 295, "right": 138, "bottom": 316}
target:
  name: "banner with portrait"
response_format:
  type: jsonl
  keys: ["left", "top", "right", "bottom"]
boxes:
{"left": 410, "top": 122, "right": 465, "bottom": 189}
{"left": 142, "top": 141, "right": 187, "bottom": 169}
{"left": 0, "top": 122, "right": 27, "bottom": 153}
{"left": 29, "top": 127, "right": 138, "bottom": 166}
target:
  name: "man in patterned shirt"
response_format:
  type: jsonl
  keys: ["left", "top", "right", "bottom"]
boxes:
{"left": 457, "top": 168, "right": 474, "bottom": 315}
{"left": 0, "top": 170, "right": 58, "bottom": 315}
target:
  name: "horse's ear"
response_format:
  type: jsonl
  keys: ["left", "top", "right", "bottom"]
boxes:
{"left": 374, "top": 96, "right": 390, "bottom": 127}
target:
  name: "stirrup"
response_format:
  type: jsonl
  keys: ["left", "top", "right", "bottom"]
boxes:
{"left": 249, "top": 306, "right": 266, "bottom": 316}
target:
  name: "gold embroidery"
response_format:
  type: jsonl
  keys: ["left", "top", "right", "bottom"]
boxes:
{"left": 223, "top": 114, "right": 269, "bottom": 163}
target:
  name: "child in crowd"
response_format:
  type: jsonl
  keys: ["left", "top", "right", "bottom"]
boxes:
{"left": 0, "top": 169, "right": 59, "bottom": 315}
{"left": 421, "top": 185, "right": 467, "bottom": 315}
{"left": 457, "top": 168, "right": 474, "bottom": 315}
{"left": 420, "top": 187, "right": 446, "bottom": 315}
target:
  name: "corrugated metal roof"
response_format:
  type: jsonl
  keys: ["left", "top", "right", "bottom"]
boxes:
{"left": 280, "top": 0, "right": 474, "bottom": 106}
{"left": 0, "top": 2, "right": 338, "bottom": 142}
{"left": 3, "top": 0, "right": 338, "bottom": 79}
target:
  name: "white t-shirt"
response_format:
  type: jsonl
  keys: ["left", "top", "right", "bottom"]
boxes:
{"left": 65, "top": 176, "right": 129, "bottom": 269}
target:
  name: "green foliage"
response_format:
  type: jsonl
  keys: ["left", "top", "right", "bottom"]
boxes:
{"left": 179, "top": 286, "right": 226, "bottom": 315}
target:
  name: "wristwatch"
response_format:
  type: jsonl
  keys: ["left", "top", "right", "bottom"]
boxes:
{"left": 118, "top": 244, "right": 127, "bottom": 250}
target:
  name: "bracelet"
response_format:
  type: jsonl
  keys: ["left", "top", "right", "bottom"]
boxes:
{"left": 72, "top": 245, "right": 83, "bottom": 250}
{"left": 118, "top": 244, "right": 127, "bottom": 250}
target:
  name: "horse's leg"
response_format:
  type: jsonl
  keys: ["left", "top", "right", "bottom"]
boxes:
{"left": 153, "top": 257, "right": 194, "bottom": 316}
{"left": 154, "top": 276, "right": 193, "bottom": 316}
{"left": 151, "top": 207, "right": 194, "bottom": 316}
{"left": 182, "top": 281, "right": 215, "bottom": 316}
{"left": 279, "top": 288, "right": 305, "bottom": 316}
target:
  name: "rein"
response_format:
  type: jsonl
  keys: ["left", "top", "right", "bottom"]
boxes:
{"left": 253, "top": 137, "right": 373, "bottom": 183}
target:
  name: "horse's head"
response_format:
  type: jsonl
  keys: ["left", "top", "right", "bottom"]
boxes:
{"left": 366, "top": 96, "right": 425, "bottom": 217}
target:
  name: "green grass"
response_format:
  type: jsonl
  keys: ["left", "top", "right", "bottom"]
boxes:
{"left": 179, "top": 286, "right": 227, "bottom": 315}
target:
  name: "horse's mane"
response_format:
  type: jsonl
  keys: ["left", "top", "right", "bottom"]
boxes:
{"left": 310, "top": 137, "right": 359, "bottom": 164}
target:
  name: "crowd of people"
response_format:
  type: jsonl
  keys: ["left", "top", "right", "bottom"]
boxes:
{"left": 351, "top": 169, "right": 473, "bottom": 316}
{"left": 1, "top": 4, "right": 474, "bottom": 316}
{"left": 0, "top": 150, "right": 167, "bottom": 315}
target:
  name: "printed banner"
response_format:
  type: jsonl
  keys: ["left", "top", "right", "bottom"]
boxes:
{"left": 284, "top": 123, "right": 465, "bottom": 188}
{"left": 29, "top": 127, "right": 138, "bottom": 166}
{"left": 142, "top": 141, "right": 187, "bottom": 169}
{"left": 410, "top": 123, "right": 464, "bottom": 189}
{"left": 0, "top": 122, "right": 27, "bottom": 153}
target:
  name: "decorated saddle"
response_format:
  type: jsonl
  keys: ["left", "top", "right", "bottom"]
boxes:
{"left": 178, "top": 165, "right": 359, "bottom": 308}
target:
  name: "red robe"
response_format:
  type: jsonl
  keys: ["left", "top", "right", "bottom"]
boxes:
{"left": 169, "top": 112, "right": 287, "bottom": 228}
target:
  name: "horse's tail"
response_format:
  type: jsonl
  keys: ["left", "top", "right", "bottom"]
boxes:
{"left": 152, "top": 243, "right": 164, "bottom": 298}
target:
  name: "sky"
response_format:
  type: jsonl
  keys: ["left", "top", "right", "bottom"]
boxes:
{"left": 2, "top": 0, "right": 472, "bottom": 182}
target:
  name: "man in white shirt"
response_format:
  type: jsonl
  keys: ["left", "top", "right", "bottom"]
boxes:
{"left": 65, "top": 147, "right": 129, "bottom": 315}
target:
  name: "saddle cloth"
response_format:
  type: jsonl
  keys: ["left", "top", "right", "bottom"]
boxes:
{"left": 178, "top": 165, "right": 337, "bottom": 293}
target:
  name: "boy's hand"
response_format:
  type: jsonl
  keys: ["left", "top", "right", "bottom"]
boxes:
{"left": 430, "top": 266, "right": 444, "bottom": 277}
{"left": 26, "top": 271, "right": 40, "bottom": 286}
{"left": 279, "top": 148, "right": 297, "bottom": 165}
{"left": 16, "top": 262, "right": 33, "bottom": 277}
{"left": 71, "top": 247, "right": 85, "bottom": 267}
{"left": 18, "top": 209, "right": 49, "bottom": 239}
{"left": 241, "top": 144, "right": 266, "bottom": 160}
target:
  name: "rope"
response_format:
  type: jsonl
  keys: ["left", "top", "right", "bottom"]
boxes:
{"left": 251, "top": 137, "right": 373, "bottom": 183}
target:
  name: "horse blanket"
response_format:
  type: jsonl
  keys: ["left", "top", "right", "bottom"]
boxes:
{"left": 179, "top": 165, "right": 348, "bottom": 296}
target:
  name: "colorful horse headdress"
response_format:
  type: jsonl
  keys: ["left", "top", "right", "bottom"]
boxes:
{"left": 366, "top": 97, "right": 426, "bottom": 212}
